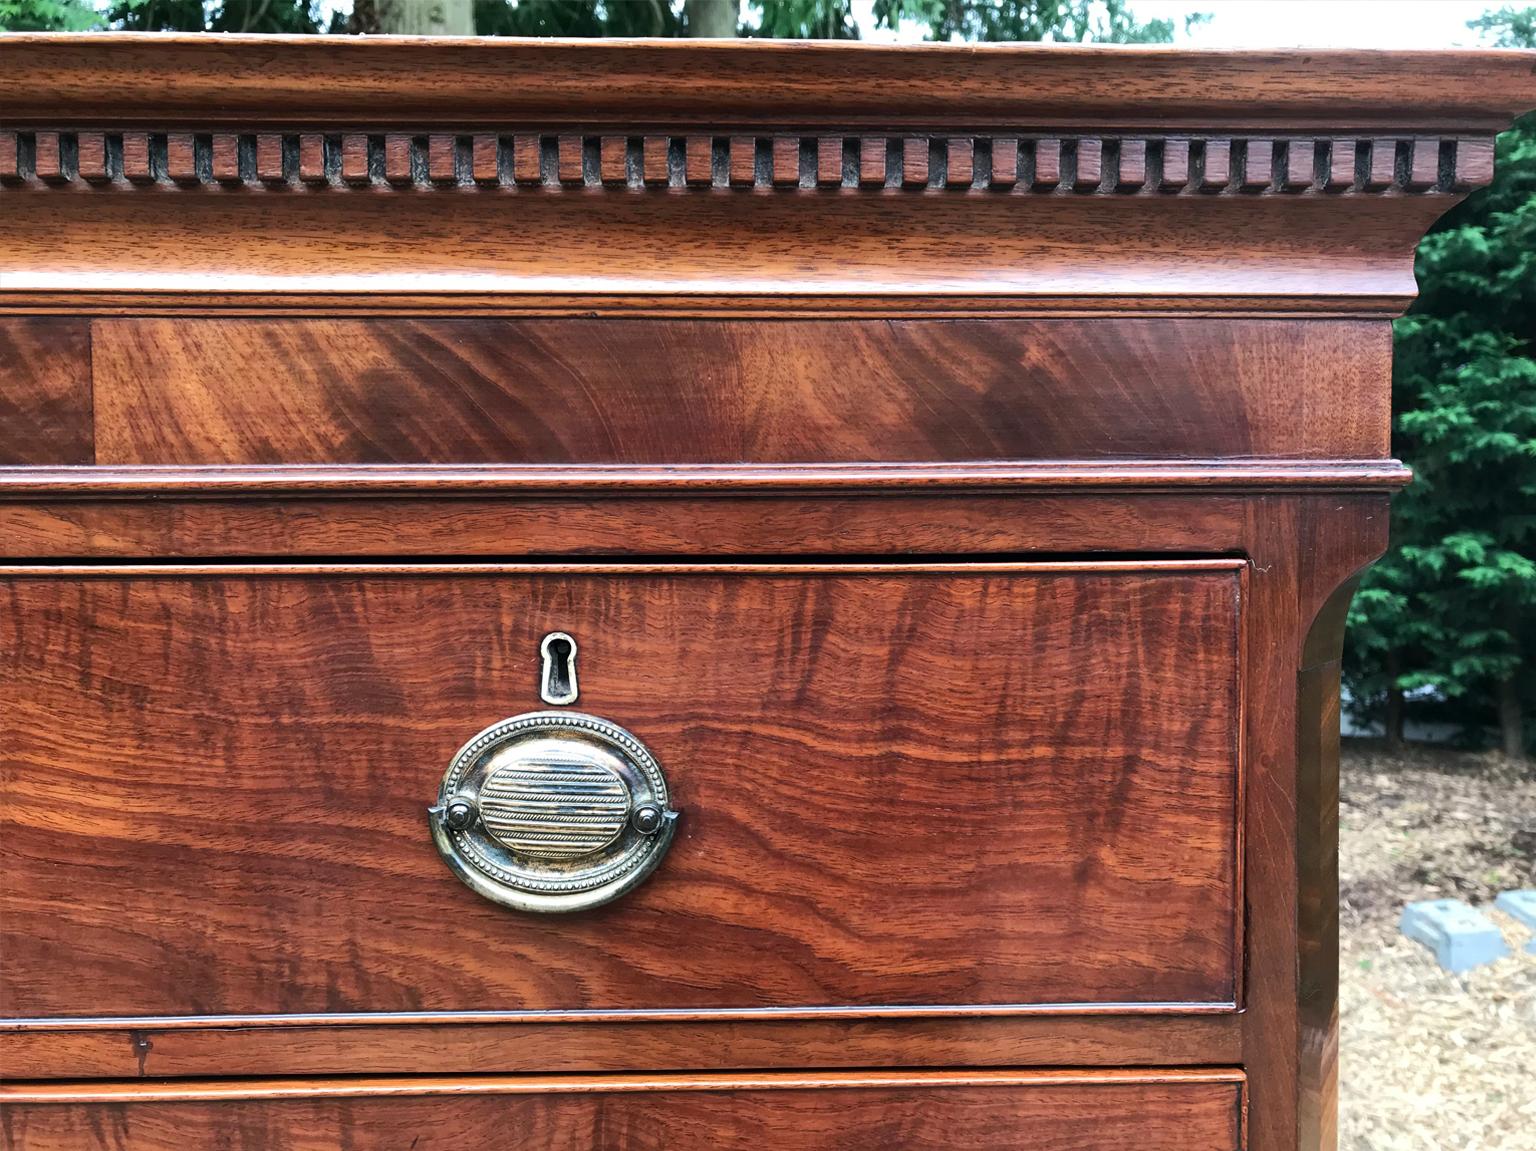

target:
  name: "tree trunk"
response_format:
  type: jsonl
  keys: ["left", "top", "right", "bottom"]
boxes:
{"left": 368, "top": 0, "right": 474, "bottom": 35}
{"left": 1384, "top": 686, "right": 1405, "bottom": 749}
{"left": 686, "top": 0, "right": 739, "bottom": 37}
{"left": 1383, "top": 651, "right": 1405, "bottom": 749}
{"left": 1497, "top": 594, "right": 1527, "bottom": 761}
{"left": 1499, "top": 675, "right": 1526, "bottom": 760}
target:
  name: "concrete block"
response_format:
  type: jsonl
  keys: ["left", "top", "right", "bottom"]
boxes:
{"left": 1400, "top": 899, "right": 1509, "bottom": 972}
{"left": 1494, "top": 890, "right": 1536, "bottom": 954}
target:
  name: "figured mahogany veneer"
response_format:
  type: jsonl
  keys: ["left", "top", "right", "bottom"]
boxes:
{"left": 2, "top": 561, "right": 1240, "bottom": 1019}
{"left": 83, "top": 318, "right": 1387, "bottom": 466}
{"left": 0, "top": 320, "right": 91, "bottom": 466}
{"left": 2, "top": 35, "right": 1532, "bottom": 1151}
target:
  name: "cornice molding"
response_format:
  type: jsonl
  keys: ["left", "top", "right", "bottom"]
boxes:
{"left": 0, "top": 128, "right": 1495, "bottom": 196}
{"left": 2, "top": 39, "right": 1531, "bottom": 316}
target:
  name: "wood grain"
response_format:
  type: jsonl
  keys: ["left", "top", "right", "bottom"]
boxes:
{"left": 7, "top": 41, "right": 1521, "bottom": 316}
{"left": 88, "top": 318, "right": 1390, "bottom": 466}
{"left": 0, "top": 38, "right": 1497, "bottom": 1151}
{"left": 0, "top": 1070, "right": 1245, "bottom": 1151}
{"left": 1229, "top": 494, "right": 1391, "bottom": 1151}
{"left": 3, "top": 33, "right": 1531, "bottom": 130}
{"left": 23, "top": 128, "right": 1480, "bottom": 198}
{"left": 0, "top": 462, "right": 1415, "bottom": 496}
{"left": 0, "top": 491, "right": 1253, "bottom": 560}
{"left": 0, "top": 183, "right": 1457, "bottom": 313}
{"left": 1, "top": 563, "right": 1241, "bottom": 1020}
{"left": 0, "top": 293, "right": 1420, "bottom": 318}
{"left": 0, "top": 318, "right": 91, "bottom": 465}
{"left": 0, "top": 1014, "right": 1242, "bottom": 1080}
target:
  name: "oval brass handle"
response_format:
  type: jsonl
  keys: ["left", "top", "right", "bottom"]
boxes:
{"left": 429, "top": 711, "right": 679, "bottom": 913}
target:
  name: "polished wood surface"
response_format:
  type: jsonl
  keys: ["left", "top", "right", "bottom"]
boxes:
{"left": 0, "top": 184, "right": 1460, "bottom": 314}
{"left": 5, "top": 41, "right": 1527, "bottom": 315}
{"left": 0, "top": 490, "right": 1242, "bottom": 562}
{"left": 0, "top": 489, "right": 1359, "bottom": 561}
{"left": 3, "top": 34, "right": 1530, "bottom": 130}
{"left": 0, "top": 460, "right": 1414, "bottom": 495}
{"left": 0, "top": 319, "right": 91, "bottom": 466}
{"left": 8, "top": 129, "right": 1490, "bottom": 198}
{"left": 3, "top": 37, "right": 1526, "bottom": 1151}
{"left": 0, "top": 1069, "right": 1245, "bottom": 1151}
{"left": 2, "top": 562, "right": 1240, "bottom": 1020}
{"left": 88, "top": 318, "right": 1386, "bottom": 465}
{"left": 1, "top": 1014, "right": 1243, "bottom": 1081}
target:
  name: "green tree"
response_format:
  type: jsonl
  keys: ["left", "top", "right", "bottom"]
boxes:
{"left": 1345, "top": 8, "right": 1536, "bottom": 759}
{"left": 0, "top": 0, "right": 100, "bottom": 27}
{"left": 1470, "top": 3, "right": 1536, "bottom": 44}
{"left": 104, "top": 0, "right": 324, "bottom": 31}
{"left": 872, "top": 0, "right": 1196, "bottom": 42}
{"left": 472, "top": 0, "right": 1186, "bottom": 40}
{"left": 5, "top": 0, "right": 1194, "bottom": 38}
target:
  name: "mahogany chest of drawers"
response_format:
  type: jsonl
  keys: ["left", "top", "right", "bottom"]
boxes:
{"left": 2, "top": 35, "right": 1532, "bottom": 1151}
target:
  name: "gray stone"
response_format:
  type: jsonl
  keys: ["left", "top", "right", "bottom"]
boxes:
{"left": 1399, "top": 899, "right": 1510, "bottom": 973}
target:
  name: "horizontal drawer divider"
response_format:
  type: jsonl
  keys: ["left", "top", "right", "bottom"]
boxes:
{"left": 0, "top": 460, "right": 1412, "bottom": 497}
{"left": 4, "top": 1001, "right": 1243, "bottom": 1032}
{"left": 0, "top": 558, "right": 1247, "bottom": 579}
{"left": 0, "top": 1067, "right": 1248, "bottom": 1105}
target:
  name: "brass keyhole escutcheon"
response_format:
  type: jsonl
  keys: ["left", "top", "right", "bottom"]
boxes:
{"left": 540, "top": 632, "right": 578, "bottom": 705}
{"left": 430, "top": 633, "right": 678, "bottom": 913}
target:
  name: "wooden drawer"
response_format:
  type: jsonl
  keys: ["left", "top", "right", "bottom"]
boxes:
{"left": 1, "top": 560, "right": 1242, "bottom": 1022}
{"left": 78, "top": 317, "right": 1386, "bottom": 466}
{"left": 0, "top": 1070, "right": 1246, "bottom": 1151}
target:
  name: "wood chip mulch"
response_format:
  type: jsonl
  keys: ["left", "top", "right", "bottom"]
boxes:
{"left": 1340, "top": 741, "right": 1536, "bottom": 1151}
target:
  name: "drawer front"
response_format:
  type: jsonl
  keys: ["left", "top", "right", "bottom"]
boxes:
{"left": 84, "top": 316, "right": 1385, "bottom": 465}
{"left": 1, "top": 561, "right": 1241, "bottom": 1020}
{"left": 0, "top": 1071, "right": 1246, "bottom": 1151}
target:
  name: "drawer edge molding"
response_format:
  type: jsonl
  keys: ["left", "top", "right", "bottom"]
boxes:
{"left": 0, "top": 558, "right": 1248, "bottom": 580}
{"left": 0, "top": 460, "right": 1413, "bottom": 497}
{"left": 1, "top": 999, "right": 1242, "bottom": 1033}
{"left": 0, "top": 1067, "right": 1248, "bottom": 1105}
{"left": 0, "top": 1016, "right": 1246, "bottom": 1081}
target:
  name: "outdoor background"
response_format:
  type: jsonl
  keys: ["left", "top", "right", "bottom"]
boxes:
{"left": 2, "top": 2, "right": 1532, "bottom": 1148}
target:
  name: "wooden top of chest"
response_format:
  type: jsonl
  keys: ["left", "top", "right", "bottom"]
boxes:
{"left": 4, "top": 36, "right": 1535, "bottom": 130}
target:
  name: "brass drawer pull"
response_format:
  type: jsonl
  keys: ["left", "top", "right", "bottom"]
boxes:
{"left": 430, "top": 710, "right": 679, "bottom": 913}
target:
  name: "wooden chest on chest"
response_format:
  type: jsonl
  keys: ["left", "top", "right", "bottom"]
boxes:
{"left": 2, "top": 36, "right": 1532, "bottom": 1151}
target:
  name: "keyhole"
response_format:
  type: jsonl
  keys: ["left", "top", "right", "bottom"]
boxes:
{"left": 540, "top": 632, "right": 579, "bottom": 706}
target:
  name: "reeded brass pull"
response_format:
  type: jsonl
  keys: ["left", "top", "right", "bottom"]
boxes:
{"left": 429, "top": 710, "right": 678, "bottom": 913}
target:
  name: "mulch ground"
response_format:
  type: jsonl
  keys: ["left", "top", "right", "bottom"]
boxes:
{"left": 1340, "top": 740, "right": 1536, "bottom": 1151}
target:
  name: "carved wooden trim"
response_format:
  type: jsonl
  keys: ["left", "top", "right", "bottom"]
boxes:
{"left": 3, "top": 41, "right": 1528, "bottom": 316}
{"left": 0, "top": 129, "right": 1497, "bottom": 196}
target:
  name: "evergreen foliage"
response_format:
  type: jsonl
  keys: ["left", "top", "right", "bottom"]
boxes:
{"left": 2, "top": 0, "right": 1184, "bottom": 40}
{"left": 1343, "top": 8, "right": 1536, "bottom": 757}
{"left": 0, "top": 0, "right": 99, "bottom": 28}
